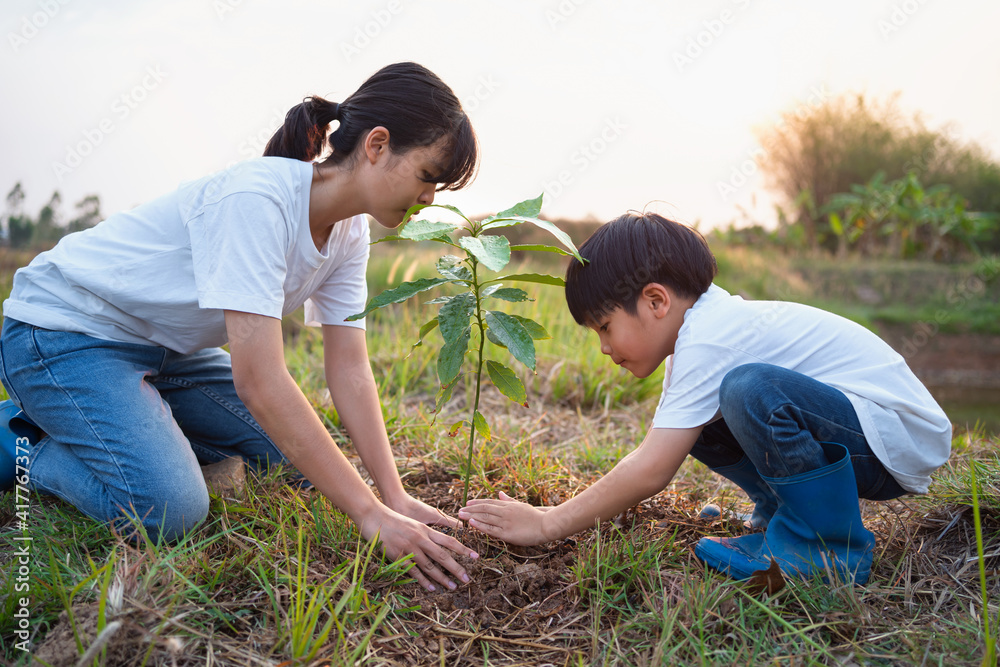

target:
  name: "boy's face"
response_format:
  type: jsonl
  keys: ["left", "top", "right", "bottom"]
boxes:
{"left": 587, "top": 288, "right": 680, "bottom": 378}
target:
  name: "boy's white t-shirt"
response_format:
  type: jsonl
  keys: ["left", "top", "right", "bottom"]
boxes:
{"left": 3, "top": 157, "right": 369, "bottom": 354}
{"left": 652, "top": 284, "right": 952, "bottom": 493}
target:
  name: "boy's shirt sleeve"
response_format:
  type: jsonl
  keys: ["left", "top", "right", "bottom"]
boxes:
{"left": 652, "top": 342, "right": 755, "bottom": 429}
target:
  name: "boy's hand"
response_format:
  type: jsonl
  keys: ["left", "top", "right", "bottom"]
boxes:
{"left": 459, "top": 492, "right": 550, "bottom": 546}
{"left": 389, "top": 493, "right": 462, "bottom": 530}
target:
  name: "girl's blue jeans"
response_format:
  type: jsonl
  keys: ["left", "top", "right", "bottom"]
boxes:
{"left": 689, "top": 363, "right": 907, "bottom": 501}
{"left": 0, "top": 317, "right": 286, "bottom": 541}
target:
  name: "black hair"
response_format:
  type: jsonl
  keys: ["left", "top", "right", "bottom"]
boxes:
{"left": 565, "top": 212, "right": 717, "bottom": 324}
{"left": 263, "top": 62, "right": 478, "bottom": 191}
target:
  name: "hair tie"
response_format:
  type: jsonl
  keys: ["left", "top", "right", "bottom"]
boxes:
{"left": 331, "top": 102, "right": 341, "bottom": 121}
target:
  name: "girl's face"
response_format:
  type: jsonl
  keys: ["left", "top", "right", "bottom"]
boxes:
{"left": 367, "top": 137, "right": 448, "bottom": 228}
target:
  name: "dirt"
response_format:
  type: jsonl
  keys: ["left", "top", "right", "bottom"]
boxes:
{"left": 387, "top": 464, "right": 740, "bottom": 628}
{"left": 31, "top": 603, "right": 156, "bottom": 667}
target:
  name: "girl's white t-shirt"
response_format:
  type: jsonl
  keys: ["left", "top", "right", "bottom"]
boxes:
{"left": 3, "top": 157, "right": 370, "bottom": 354}
{"left": 652, "top": 284, "right": 952, "bottom": 493}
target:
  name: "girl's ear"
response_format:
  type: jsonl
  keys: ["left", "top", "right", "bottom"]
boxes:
{"left": 363, "top": 126, "right": 391, "bottom": 164}
{"left": 642, "top": 283, "right": 672, "bottom": 318}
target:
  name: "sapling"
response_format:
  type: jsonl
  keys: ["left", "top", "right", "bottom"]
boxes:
{"left": 348, "top": 194, "right": 582, "bottom": 504}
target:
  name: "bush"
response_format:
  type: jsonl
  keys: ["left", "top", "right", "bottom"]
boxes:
{"left": 757, "top": 93, "right": 1000, "bottom": 253}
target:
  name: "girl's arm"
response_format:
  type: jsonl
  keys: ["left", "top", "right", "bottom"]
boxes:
{"left": 321, "top": 324, "right": 460, "bottom": 528}
{"left": 225, "top": 310, "right": 475, "bottom": 591}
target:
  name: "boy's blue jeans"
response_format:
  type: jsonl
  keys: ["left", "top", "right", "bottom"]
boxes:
{"left": 0, "top": 318, "right": 286, "bottom": 541}
{"left": 689, "top": 363, "right": 907, "bottom": 501}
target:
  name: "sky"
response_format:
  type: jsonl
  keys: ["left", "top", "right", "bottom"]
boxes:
{"left": 2, "top": 0, "right": 999, "bottom": 231}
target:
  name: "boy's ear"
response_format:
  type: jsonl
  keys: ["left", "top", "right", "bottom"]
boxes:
{"left": 641, "top": 283, "right": 672, "bottom": 318}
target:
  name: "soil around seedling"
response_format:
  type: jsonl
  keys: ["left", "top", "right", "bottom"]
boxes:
{"left": 385, "top": 463, "right": 740, "bottom": 627}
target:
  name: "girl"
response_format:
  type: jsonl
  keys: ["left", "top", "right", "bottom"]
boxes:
{"left": 0, "top": 62, "right": 478, "bottom": 592}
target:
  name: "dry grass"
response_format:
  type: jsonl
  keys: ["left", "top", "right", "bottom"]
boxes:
{"left": 3, "top": 388, "right": 998, "bottom": 666}
{"left": 1, "top": 245, "right": 998, "bottom": 665}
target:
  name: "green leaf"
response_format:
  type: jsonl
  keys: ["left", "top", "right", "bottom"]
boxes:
{"left": 829, "top": 212, "right": 843, "bottom": 236}
{"left": 347, "top": 277, "right": 450, "bottom": 320}
{"left": 433, "top": 380, "right": 456, "bottom": 414}
{"left": 423, "top": 295, "right": 453, "bottom": 305}
{"left": 509, "top": 243, "right": 572, "bottom": 256}
{"left": 408, "top": 317, "right": 439, "bottom": 354}
{"left": 486, "top": 360, "right": 528, "bottom": 407}
{"left": 485, "top": 287, "right": 531, "bottom": 303}
{"left": 438, "top": 292, "right": 475, "bottom": 342}
{"left": 484, "top": 310, "right": 535, "bottom": 371}
{"left": 512, "top": 315, "right": 550, "bottom": 340}
{"left": 436, "top": 255, "right": 472, "bottom": 281}
{"left": 473, "top": 410, "right": 492, "bottom": 442}
{"left": 478, "top": 196, "right": 581, "bottom": 261}
{"left": 479, "top": 194, "right": 544, "bottom": 226}
{"left": 459, "top": 235, "right": 511, "bottom": 272}
{"left": 488, "top": 273, "right": 565, "bottom": 287}
{"left": 437, "top": 326, "right": 470, "bottom": 385}
{"left": 404, "top": 202, "right": 473, "bottom": 226}
{"left": 447, "top": 420, "right": 467, "bottom": 437}
{"left": 400, "top": 218, "right": 459, "bottom": 241}
{"left": 485, "top": 327, "right": 505, "bottom": 349}
{"left": 371, "top": 234, "right": 409, "bottom": 245}
{"left": 481, "top": 283, "right": 503, "bottom": 297}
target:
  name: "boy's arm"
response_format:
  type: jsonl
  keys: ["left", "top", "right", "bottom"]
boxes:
{"left": 459, "top": 426, "right": 702, "bottom": 545}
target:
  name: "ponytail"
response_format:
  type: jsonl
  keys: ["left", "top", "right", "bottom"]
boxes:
{"left": 263, "top": 97, "right": 340, "bottom": 162}
{"left": 262, "top": 62, "right": 478, "bottom": 191}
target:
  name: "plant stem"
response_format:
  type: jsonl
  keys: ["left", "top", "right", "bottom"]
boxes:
{"left": 463, "top": 259, "right": 486, "bottom": 507}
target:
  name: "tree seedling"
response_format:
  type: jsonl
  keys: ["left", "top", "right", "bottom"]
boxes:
{"left": 348, "top": 194, "right": 582, "bottom": 504}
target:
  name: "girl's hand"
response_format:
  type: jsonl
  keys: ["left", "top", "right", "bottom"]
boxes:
{"left": 458, "top": 492, "right": 550, "bottom": 546}
{"left": 388, "top": 493, "right": 462, "bottom": 530}
{"left": 360, "top": 505, "right": 478, "bottom": 592}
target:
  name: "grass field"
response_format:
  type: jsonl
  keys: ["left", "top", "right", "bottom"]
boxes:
{"left": 1, "top": 241, "right": 998, "bottom": 666}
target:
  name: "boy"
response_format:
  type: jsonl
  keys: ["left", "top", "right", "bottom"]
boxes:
{"left": 459, "top": 212, "right": 952, "bottom": 584}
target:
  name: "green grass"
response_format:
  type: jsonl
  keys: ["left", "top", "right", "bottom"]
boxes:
{"left": 1, "top": 242, "right": 998, "bottom": 665}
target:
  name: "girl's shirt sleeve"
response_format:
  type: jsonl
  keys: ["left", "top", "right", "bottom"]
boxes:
{"left": 185, "top": 192, "right": 291, "bottom": 318}
{"left": 304, "top": 216, "right": 370, "bottom": 329}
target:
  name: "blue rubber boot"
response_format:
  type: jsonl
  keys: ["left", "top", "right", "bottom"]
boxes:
{"left": 1, "top": 400, "right": 43, "bottom": 492}
{"left": 695, "top": 442, "right": 876, "bottom": 585}
{"left": 700, "top": 456, "right": 779, "bottom": 530}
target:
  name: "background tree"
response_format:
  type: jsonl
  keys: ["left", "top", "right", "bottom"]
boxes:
{"left": 5, "top": 182, "right": 34, "bottom": 249}
{"left": 757, "top": 93, "right": 1000, "bottom": 253}
{"left": 67, "top": 194, "right": 102, "bottom": 233}
{"left": 32, "top": 191, "right": 64, "bottom": 247}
